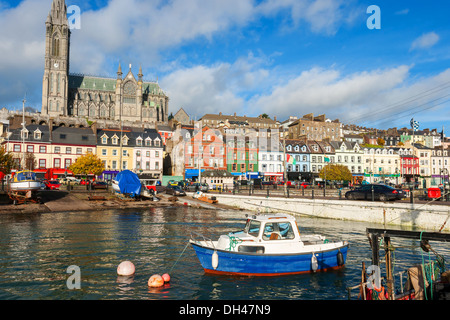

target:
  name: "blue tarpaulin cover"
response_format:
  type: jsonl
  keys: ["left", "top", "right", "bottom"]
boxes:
{"left": 115, "top": 170, "right": 142, "bottom": 197}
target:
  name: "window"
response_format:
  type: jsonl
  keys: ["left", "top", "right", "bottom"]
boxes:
{"left": 60, "top": 134, "right": 66, "bottom": 140}
{"left": 54, "top": 158, "right": 61, "bottom": 168}
{"left": 64, "top": 159, "right": 71, "bottom": 168}
{"left": 40, "top": 146, "right": 46, "bottom": 153}
{"left": 13, "top": 144, "right": 21, "bottom": 152}
{"left": 112, "top": 137, "right": 118, "bottom": 145}
{"left": 34, "top": 131, "right": 42, "bottom": 140}
{"left": 112, "top": 149, "right": 117, "bottom": 156}
{"left": 245, "top": 220, "right": 261, "bottom": 237}
{"left": 155, "top": 151, "right": 159, "bottom": 158}
{"left": 66, "top": 147, "right": 72, "bottom": 154}
{"left": 262, "top": 222, "right": 295, "bottom": 240}
{"left": 76, "top": 148, "right": 82, "bottom": 155}
{"left": 112, "top": 161, "right": 117, "bottom": 169}
{"left": 39, "top": 159, "right": 46, "bottom": 169}
{"left": 102, "top": 149, "right": 107, "bottom": 156}
{"left": 27, "top": 145, "right": 34, "bottom": 153}
{"left": 21, "top": 129, "right": 28, "bottom": 139}
{"left": 55, "top": 147, "right": 60, "bottom": 154}
{"left": 102, "top": 136, "right": 108, "bottom": 144}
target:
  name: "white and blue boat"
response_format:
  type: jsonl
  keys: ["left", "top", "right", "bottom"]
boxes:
{"left": 190, "top": 213, "right": 349, "bottom": 276}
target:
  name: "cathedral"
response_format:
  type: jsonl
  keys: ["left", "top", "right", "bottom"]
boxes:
{"left": 41, "top": 0, "right": 169, "bottom": 125}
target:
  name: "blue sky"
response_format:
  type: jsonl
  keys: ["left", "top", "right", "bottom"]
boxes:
{"left": 0, "top": 0, "right": 449, "bottom": 135}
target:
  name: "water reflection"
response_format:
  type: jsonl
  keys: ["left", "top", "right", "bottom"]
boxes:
{"left": 0, "top": 207, "right": 449, "bottom": 300}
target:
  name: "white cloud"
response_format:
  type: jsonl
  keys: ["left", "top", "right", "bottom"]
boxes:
{"left": 256, "top": 0, "right": 360, "bottom": 35}
{"left": 410, "top": 32, "right": 440, "bottom": 51}
{"left": 248, "top": 66, "right": 411, "bottom": 121}
{"left": 160, "top": 53, "right": 270, "bottom": 117}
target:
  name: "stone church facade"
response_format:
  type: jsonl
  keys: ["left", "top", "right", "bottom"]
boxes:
{"left": 41, "top": 0, "right": 169, "bottom": 126}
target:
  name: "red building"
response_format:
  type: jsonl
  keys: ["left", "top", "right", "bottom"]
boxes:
{"left": 400, "top": 155, "right": 419, "bottom": 181}
{"left": 184, "top": 126, "right": 226, "bottom": 180}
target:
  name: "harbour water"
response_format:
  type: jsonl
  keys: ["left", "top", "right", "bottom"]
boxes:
{"left": 0, "top": 206, "right": 449, "bottom": 300}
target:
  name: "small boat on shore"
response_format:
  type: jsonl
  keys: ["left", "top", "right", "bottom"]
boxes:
{"left": 9, "top": 171, "right": 42, "bottom": 192}
{"left": 190, "top": 213, "right": 349, "bottom": 276}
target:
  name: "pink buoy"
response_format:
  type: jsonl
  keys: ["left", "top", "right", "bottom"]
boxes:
{"left": 162, "top": 273, "right": 171, "bottom": 283}
{"left": 148, "top": 274, "right": 164, "bottom": 288}
{"left": 117, "top": 261, "right": 135, "bottom": 276}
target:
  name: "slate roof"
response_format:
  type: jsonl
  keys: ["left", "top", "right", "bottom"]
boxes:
{"left": 51, "top": 126, "right": 97, "bottom": 146}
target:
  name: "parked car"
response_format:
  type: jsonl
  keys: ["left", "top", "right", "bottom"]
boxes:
{"left": 167, "top": 180, "right": 179, "bottom": 187}
{"left": 186, "top": 183, "right": 209, "bottom": 192}
{"left": 92, "top": 181, "right": 108, "bottom": 189}
{"left": 166, "top": 186, "right": 186, "bottom": 196}
{"left": 60, "top": 177, "right": 81, "bottom": 185}
{"left": 299, "top": 182, "right": 311, "bottom": 189}
{"left": 345, "top": 184, "right": 407, "bottom": 201}
{"left": 45, "top": 180, "right": 61, "bottom": 190}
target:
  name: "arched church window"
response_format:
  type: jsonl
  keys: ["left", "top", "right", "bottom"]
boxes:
{"left": 52, "top": 37, "right": 60, "bottom": 57}
{"left": 89, "top": 105, "right": 96, "bottom": 117}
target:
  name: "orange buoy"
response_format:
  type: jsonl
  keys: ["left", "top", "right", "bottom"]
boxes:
{"left": 162, "top": 273, "right": 171, "bottom": 283}
{"left": 148, "top": 274, "right": 164, "bottom": 288}
{"left": 117, "top": 261, "right": 135, "bottom": 276}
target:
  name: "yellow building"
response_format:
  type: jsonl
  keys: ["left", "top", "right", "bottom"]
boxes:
{"left": 97, "top": 129, "right": 134, "bottom": 172}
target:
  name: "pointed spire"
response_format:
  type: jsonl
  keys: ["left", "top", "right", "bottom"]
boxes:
{"left": 50, "top": 0, "right": 68, "bottom": 25}
{"left": 138, "top": 65, "right": 143, "bottom": 81}
{"left": 117, "top": 63, "right": 123, "bottom": 79}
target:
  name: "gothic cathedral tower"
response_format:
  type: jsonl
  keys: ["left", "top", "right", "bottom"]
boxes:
{"left": 42, "top": 0, "right": 70, "bottom": 117}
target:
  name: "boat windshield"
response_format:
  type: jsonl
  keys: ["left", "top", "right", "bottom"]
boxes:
{"left": 262, "top": 222, "right": 295, "bottom": 240}
{"left": 244, "top": 219, "right": 261, "bottom": 237}
{"left": 16, "top": 172, "right": 36, "bottom": 181}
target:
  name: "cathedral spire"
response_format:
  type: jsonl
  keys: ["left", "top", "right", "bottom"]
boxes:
{"left": 117, "top": 63, "right": 123, "bottom": 79}
{"left": 49, "top": 0, "right": 68, "bottom": 26}
{"left": 138, "top": 65, "right": 143, "bottom": 82}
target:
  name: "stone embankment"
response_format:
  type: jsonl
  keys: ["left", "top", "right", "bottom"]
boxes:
{"left": 197, "top": 193, "right": 450, "bottom": 232}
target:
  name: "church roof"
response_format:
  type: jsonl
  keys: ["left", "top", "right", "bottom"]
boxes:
{"left": 69, "top": 75, "right": 116, "bottom": 92}
{"left": 68, "top": 74, "right": 166, "bottom": 96}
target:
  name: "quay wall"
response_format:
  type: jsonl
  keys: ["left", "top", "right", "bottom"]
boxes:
{"left": 205, "top": 193, "right": 450, "bottom": 232}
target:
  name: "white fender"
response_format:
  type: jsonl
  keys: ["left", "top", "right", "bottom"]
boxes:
{"left": 311, "top": 253, "right": 318, "bottom": 272}
{"left": 212, "top": 251, "right": 219, "bottom": 270}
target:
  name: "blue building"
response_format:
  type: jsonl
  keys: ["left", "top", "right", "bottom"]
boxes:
{"left": 285, "top": 140, "right": 311, "bottom": 181}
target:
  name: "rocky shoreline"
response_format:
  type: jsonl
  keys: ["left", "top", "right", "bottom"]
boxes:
{"left": 0, "top": 190, "right": 236, "bottom": 215}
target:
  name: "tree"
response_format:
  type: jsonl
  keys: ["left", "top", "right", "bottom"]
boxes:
{"left": 377, "top": 137, "right": 385, "bottom": 146}
{"left": 0, "top": 146, "right": 17, "bottom": 174}
{"left": 261, "top": 113, "right": 270, "bottom": 119}
{"left": 319, "top": 164, "right": 352, "bottom": 182}
{"left": 69, "top": 153, "right": 104, "bottom": 177}
{"left": 25, "top": 152, "right": 37, "bottom": 171}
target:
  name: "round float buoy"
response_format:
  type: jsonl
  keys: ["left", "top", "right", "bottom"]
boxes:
{"left": 311, "top": 254, "right": 318, "bottom": 272}
{"left": 148, "top": 274, "right": 165, "bottom": 288}
{"left": 162, "top": 273, "right": 171, "bottom": 283}
{"left": 212, "top": 251, "right": 219, "bottom": 270}
{"left": 117, "top": 261, "right": 135, "bottom": 276}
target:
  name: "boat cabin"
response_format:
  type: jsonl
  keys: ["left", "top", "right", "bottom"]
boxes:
{"left": 216, "top": 213, "right": 318, "bottom": 254}
{"left": 12, "top": 171, "right": 37, "bottom": 182}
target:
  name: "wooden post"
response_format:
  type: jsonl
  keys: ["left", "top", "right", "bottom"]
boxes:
{"left": 361, "top": 261, "right": 367, "bottom": 300}
{"left": 384, "top": 236, "right": 394, "bottom": 300}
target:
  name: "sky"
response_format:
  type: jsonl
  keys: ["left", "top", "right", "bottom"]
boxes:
{"left": 0, "top": 0, "right": 449, "bottom": 136}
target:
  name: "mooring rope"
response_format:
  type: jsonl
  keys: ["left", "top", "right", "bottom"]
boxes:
{"left": 168, "top": 242, "right": 190, "bottom": 274}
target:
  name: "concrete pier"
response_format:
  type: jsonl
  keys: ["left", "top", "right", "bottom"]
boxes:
{"left": 202, "top": 193, "right": 450, "bottom": 232}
